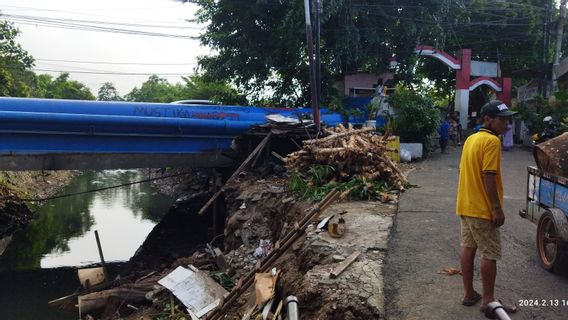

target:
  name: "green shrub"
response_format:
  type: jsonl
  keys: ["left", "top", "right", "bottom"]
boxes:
{"left": 388, "top": 86, "right": 440, "bottom": 145}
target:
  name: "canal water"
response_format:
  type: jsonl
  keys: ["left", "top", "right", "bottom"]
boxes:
{"left": 0, "top": 170, "right": 175, "bottom": 319}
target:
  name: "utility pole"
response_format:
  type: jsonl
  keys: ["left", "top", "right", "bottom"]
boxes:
{"left": 540, "top": 0, "right": 553, "bottom": 99}
{"left": 554, "top": 0, "right": 567, "bottom": 65}
{"left": 314, "top": 0, "right": 322, "bottom": 102}
{"left": 303, "top": 0, "right": 321, "bottom": 134}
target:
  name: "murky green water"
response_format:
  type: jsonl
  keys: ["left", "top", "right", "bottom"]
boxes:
{"left": 0, "top": 170, "right": 174, "bottom": 319}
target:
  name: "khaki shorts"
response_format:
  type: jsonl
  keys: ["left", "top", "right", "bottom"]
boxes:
{"left": 460, "top": 216, "right": 501, "bottom": 260}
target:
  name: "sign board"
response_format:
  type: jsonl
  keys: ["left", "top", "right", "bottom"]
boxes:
{"left": 470, "top": 61, "right": 499, "bottom": 78}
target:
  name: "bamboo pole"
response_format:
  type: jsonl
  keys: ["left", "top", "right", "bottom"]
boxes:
{"left": 198, "top": 132, "right": 272, "bottom": 215}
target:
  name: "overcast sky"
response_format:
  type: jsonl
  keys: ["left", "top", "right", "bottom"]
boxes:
{"left": 0, "top": 0, "right": 209, "bottom": 96}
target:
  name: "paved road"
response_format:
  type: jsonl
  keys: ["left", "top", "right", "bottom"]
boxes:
{"left": 384, "top": 146, "right": 568, "bottom": 320}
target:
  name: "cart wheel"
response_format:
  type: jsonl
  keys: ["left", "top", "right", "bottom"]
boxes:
{"left": 537, "top": 209, "right": 568, "bottom": 272}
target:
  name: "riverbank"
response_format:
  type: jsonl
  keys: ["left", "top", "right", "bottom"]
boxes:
{"left": 71, "top": 163, "right": 400, "bottom": 320}
{"left": 70, "top": 127, "right": 408, "bottom": 319}
{"left": 0, "top": 171, "right": 77, "bottom": 243}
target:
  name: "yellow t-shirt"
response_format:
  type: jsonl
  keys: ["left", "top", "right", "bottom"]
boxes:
{"left": 456, "top": 128, "right": 503, "bottom": 220}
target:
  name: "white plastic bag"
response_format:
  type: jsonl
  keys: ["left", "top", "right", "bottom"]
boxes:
{"left": 400, "top": 149, "right": 412, "bottom": 163}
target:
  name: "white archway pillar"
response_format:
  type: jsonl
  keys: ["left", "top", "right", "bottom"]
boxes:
{"left": 455, "top": 49, "right": 471, "bottom": 128}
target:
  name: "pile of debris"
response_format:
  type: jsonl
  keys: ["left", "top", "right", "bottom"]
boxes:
{"left": 284, "top": 124, "right": 408, "bottom": 192}
{"left": 46, "top": 124, "right": 407, "bottom": 320}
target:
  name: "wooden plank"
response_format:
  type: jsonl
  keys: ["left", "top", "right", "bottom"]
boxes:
{"left": 271, "top": 300, "right": 283, "bottom": 320}
{"left": 271, "top": 151, "right": 285, "bottom": 162}
{"left": 329, "top": 251, "right": 361, "bottom": 279}
{"left": 198, "top": 132, "right": 272, "bottom": 215}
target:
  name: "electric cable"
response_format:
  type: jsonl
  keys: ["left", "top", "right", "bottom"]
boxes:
{"left": 36, "top": 58, "right": 197, "bottom": 66}
{"left": 32, "top": 68, "right": 196, "bottom": 76}
{"left": 1, "top": 13, "right": 203, "bottom": 29}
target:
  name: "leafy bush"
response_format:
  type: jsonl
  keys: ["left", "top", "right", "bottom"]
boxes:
{"left": 388, "top": 86, "right": 440, "bottom": 144}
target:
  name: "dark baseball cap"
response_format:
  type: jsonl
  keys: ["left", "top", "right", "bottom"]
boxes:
{"left": 480, "top": 100, "right": 517, "bottom": 117}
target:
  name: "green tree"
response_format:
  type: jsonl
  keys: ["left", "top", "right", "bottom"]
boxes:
{"left": 97, "top": 82, "right": 123, "bottom": 101}
{"left": 188, "top": 0, "right": 544, "bottom": 106}
{"left": 416, "top": 0, "right": 544, "bottom": 98}
{"left": 125, "top": 75, "right": 185, "bottom": 102}
{"left": 0, "top": 21, "right": 36, "bottom": 97}
{"left": 125, "top": 74, "right": 246, "bottom": 104}
{"left": 180, "top": 75, "right": 247, "bottom": 105}
{"left": 35, "top": 73, "right": 95, "bottom": 100}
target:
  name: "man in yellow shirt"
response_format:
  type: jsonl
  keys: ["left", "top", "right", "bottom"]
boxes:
{"left": 456, "top": 100, "right": 516, "bottom": 313}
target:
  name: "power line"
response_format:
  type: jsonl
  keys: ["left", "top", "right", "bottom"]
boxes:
{"left": 1, "top": 4, "right": 199, "bottom": 26}
{"left": 33, "top": 68, "right": 196, "bottom": 76}
{"left": 38, "top": 62, "right": 119, "bottom": 74}
{"left": 2, "top": 4, "right": 183, "bottom": 13}
{"left": 6, "top": 20, "right": 196, "bottom": 39}
{"left": 37, "top": 58, "right": 198, "bottom": 66}
{"left": 1, "top": 13, "right": 203, "bottom": 29}
{"left": 350, "top": 1, "right": 546, "bottom": 12}
{"left": 1, "top": 14, "right": 200, "bottom": 39}
{"left": 35, "top": 61, "right": 198, "bottom": 76}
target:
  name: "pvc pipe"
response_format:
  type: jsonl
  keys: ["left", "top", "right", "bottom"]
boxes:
{"left": 0, "top": 97, "right": 343, "bottom": 126}
{"left": 485, "top": 301, "right": 512, "bottom": 320}
{"left": 0, "top": 111, "right": 259, "bottom": 135}
{"left": 285, "top": 296, "right": 299, "bottom": 320}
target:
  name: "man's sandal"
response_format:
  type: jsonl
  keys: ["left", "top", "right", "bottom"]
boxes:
{"left": 461, "top": 291, "right": 482, "bottom": 306}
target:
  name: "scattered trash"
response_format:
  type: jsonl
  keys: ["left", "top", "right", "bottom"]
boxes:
{"left": 400, "top": 149, "right": 411, "bottom": 163}
{"left": 316, "top": 215, "right": 334, "bottom": 230}
{"left": 439, "top": 267, "right": 461, "bottom": 276}
{"left": 327, "top": 215, "right": 346, "bottom": 238}
{"left": 262, "top": 298, "right": 274, "bottom": 320}
{"left": 254, "top": 269, "right": 280, "bottom": 306}
{"left": 253, "top": 239, "right": 273, "bottom": 258}
{"left": 266, "top": 114, "right": 301, "bottom": 124}
{"left": 378, "top": 191, "right": 395, "bottom": 203}
{"left": 158, "top": 265, "right": 228, "bottom": 319}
